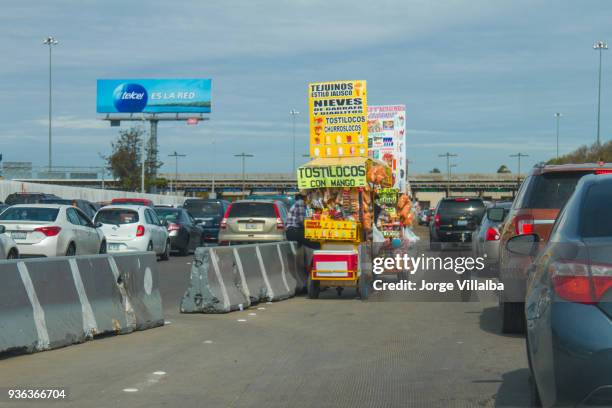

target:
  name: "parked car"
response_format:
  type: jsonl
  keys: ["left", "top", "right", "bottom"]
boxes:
{"left": 0, "top": 225, "right": 19, "bottom": 259}
{"left": 4, "top": 192, "right": 60, "bottom": 206}
{"left": 39, "top": 198, "right": 99, "bottom": 220}
{"left": 154, "top": 206, "right": 203, "bottom": 255}
{"left": 471, "top": 201, "right": 512, "bottom": 276}
{"left": 183, "top": 199, "right": 230, "bottom": 243}
{"left": 218, "top": 200, "right": 287, "bottom": 245}
{"left": 498, "top": 163, "right": 612, "bottom": 334}
{"left": 0, "top": 204, "right": 106, "bottom": 257}
{"left": 508, "top": 174, "right": 612, "bottom": 407}
{"left": 110, "top": 198, "right": 154, "bottom": 207}
{"left": 94, "top": 205, "right": 170, "bottom": 260}
{"left": 429, "top": 197, "right": 485, "bottom": 250}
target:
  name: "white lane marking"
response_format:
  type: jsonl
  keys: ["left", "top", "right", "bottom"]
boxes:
{"left": 233, "top": 248, "right": 250, "bottom": 300}
{"left": 248, "top": 313, "right": 257, "bottom": 316}
{"left": 153, "top": 371, "right": 166, "bottom": 376}
{"left": 255, "top": 246, "right": 275, "bottom": 300}
{"left": 257, "top": 307, "right": 266, "bottom": 310}
{"left": 203, "top": 340, "right": 214, "bottom": 344}
{"left": 209, "top": 248, "right": 230, "bottom": 311}
{"left": 266, "top": 301, "right": 273, "bottom": 305}
{"left": 276, "top": 244, "right": 291, "bottom": 293}
{"left": 164, "top": 320, "right": 172, "bottom": 325}
{"left": 17, "top": 262, "right": 50, "bottom": 350}
{"left": 123, "top": 388, "right": 139, "bottom": 393}
{"left": 186, "top": 262, "right": 192, "bottom": 265}
{"left": 69, "top": 258, "right": 98, "bottom": 337}
{"left": 237, "top": 319, "right": 247, "bottom": 322}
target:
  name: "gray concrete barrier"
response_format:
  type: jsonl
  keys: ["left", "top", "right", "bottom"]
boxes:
{"left": 181, "top": 242, "right": 306, "bottom": 313}
{"left": 0, "top": 252, "right": 163, "bottom": 356}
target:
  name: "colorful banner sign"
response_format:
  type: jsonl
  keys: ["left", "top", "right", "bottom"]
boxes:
{"left": 96, "top": 79, "right": 212, "bottom": 113}
{"left": 368, "top": 105, "right": 406, "bottom": 191}
{"left": 297, "top": 164, "right": 367, "bottom": 189}
{"left": 308, "top": 80, "right": 368, "bottom": 158}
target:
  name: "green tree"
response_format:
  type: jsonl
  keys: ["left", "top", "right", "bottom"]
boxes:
{"left": 497, "top": 164, "right": 511, "bottom": 173}
{"left": 548, "top": 140, "right": 612, "bottom": 165}
{"left": 430, "top": 167, "right": 441, "bottom": 173}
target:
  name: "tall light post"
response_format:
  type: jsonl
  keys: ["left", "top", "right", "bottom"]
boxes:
{"left": 594, "top": 40, "right": 608, "bottom": 146}
{"left": 234, "top": 153, "right": 254, "bottom": 196}
{"left": 510, "top": 153, "right": 529, "bottom": 185}
{"left": 43, "top": 36, "right": 58, "bottom": 172}
{"left": 290, "top": 109, "right": 300, "bottom": 173}
{"left": 554, "top": 113, "right": 562, "bottom": 159}
{"left": 438, "top": 152, "right": 458, "bottom": 196}
{"left": 168, "top": 151, "right": 186, "bottom": 194}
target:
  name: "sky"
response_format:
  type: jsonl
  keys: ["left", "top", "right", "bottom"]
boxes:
{"left": 0, "top": 0, "right": 611, "bottom": 176}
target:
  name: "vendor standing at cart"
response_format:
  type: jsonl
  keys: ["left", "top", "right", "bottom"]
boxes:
{"left": 286, "top": 193, "right": 321, "bottom": 249}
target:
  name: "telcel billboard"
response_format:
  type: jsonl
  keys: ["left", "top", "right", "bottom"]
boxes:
{"left": 96, "top": 79, "right": 212, "bottom": 113}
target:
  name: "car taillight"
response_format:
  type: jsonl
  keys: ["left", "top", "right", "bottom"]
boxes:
{"left": 485, "top": 227, "right": 500, "bottom": 241}
{"left": 434, "top": 213, "right": 441, "bottom": 229}
{"left": 136, "top": 225, "right": 145, "bottom": 237}
{"left": 514, "top": 215, "right": 534, "bottom": 235}
{"left": 595, "top": 169, "right": 612, "bottom": 175}
{"left": 454, "top": 198, "right": 469, "bottom": 202}
{"left": 273, "top": 204, "right": 284, "bottom": 230}
{"left": 167, "top": 223, "right": 180, "bottom": 231}
{"left": 34, "top": 226, "right": 61, "bottom": 236}
{"left": 220, "top": 204, "right": 232, "bottom": 230}
{"left": 549, "top": 260, "right": 612, "bottom": 304}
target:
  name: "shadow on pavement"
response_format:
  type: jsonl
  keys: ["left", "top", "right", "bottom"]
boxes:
{"left": 493, "top": 368, "right": 531, "bottom": 407}
{"left": 478, "top": 306, "right": 525, "bottom": 339}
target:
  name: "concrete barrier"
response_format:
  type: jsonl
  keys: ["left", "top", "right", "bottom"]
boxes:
{"left": 0, "top": 252, "right": 163, "bottom": 356}
{"left": 181, "top": 242, "right": 306, "bottom": 313}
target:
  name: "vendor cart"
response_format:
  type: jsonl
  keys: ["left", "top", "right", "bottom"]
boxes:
{"left": 297, "top": 157, "right": 392, "bottom": 299}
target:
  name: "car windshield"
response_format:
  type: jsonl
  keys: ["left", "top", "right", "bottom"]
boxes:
{"left": 184, "top": 201, "right": 221, "bottom": 217}
{"left": 228, "top": 202, "right": 276, "bottom": 218}
{"left": 155, "top": 208, "right": 180, "bottom": 223}
{"left": 94, "top": 209, "right": 139, "bottom": 225}
{"left": 0, "top": 207, "right": 59, "bottom": 222}
{"left": 438, "top": 200, "right": 485, "bottom": 216}
{"left": 525, "top": 172, "right": 591, "bottom": 209}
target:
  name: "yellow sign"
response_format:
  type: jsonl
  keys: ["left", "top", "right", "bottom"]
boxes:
{"left": 297, "top": 163, "right": 366, "bottom": 189}
{"left": 309, "top": 80, "right": 368, "bottom": 158}
{"left": 304, "top": 220, "right": 360, "bottom": 242}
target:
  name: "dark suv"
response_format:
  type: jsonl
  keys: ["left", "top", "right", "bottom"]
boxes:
{"left": 4, "top": 192, "right": 60, "bottom": 205}
{"left": 429, "top": 197, "right": 485, "bottom": 250}
{"left": 183, "top": 199, "right": 230, "bottom": 243}
{"left": 498, "top": 162, "right": 612, "bottom": 334}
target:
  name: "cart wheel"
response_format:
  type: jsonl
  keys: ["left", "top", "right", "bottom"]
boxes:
{"left": 336, "top": 287, "right": 344, "bottom": 297}
{"left": 307, "top": 275, "right": 320, "bottom": 299}
{"left": 358, "top": 276, "right": 369, "bottom": 300}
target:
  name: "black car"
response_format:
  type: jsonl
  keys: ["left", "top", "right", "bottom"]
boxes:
{"left": 39, "top": 198, "right": 99, "bottom": 220}
{"left": 4, "top": 192, "right": 61, "bottom": 206}
{"left": 429, "top": 197, "right": 485, "bottom": 250}
{"left": 183, "top": 199, "right": 230, "bottom": 243}
{"left": 154, "top": 207, "right": 203, "bottom": 255}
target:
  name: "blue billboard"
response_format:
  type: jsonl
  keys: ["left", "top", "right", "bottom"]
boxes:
{"left": 96, "top": 79, "right": 212, "bottom": 113}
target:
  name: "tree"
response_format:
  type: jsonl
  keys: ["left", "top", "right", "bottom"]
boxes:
{"left": 104, "top": 127, "right": 163, "bottom": 192}
{"left": 547, "top": 140, "right": 612, "bottom": 165}
{"left": 497, "top": 164, "right": 511, "bottom": 173}
{"left": 430, "top": 168, "right": 441, "bottom": 173}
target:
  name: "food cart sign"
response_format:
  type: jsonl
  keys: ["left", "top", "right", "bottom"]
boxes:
{"left": 376, "top": 188, "right": 398, "bottom": 205}
{"left": 308, "top": 80, "right": 368, "bottom": 158}
{"left": 297, "top": 163, "right": 366, "bottom": 189}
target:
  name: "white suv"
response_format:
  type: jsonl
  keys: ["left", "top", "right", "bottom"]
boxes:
{"left": 94, "top": 205, "right": 170, "bottom": 260}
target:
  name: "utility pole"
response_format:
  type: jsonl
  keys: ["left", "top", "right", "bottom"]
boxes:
{"left": 438, "top": 152, "right": 458, "bottom": 197}
{"left": 168, "top": 151, "right": 186, "bottom": 194}
{"left": 510, "top": 153, "right": 529, "bottom": 184}
{"left": 594, "top": 41, "right": 608, "bottom": 146}
{"left": 234, "top": 153, "right": 254, "bottom": 197}
{"left": 290, "top": 109, "right": 300, "bottom": 173}
{"left": 211, "top": 135, "right": 216, "bottom": 198}
{"left": 43, "top": 36, "right": 58, "bottom": 172}
{"left": 554, "top": 113, "right": 562, "bottom": 159}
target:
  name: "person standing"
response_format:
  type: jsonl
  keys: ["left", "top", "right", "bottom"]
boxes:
{"left": 285, "top": 193, "right": 320, "bottom": 249}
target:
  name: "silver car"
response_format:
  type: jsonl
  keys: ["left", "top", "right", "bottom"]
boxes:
{"left": 218, "top": 200, "right": 287, "bottom": 245}
{"left": 471, "top": 201, "right": 512, "bottom": 276}
{"left": 0, "top": 204, "right": 106, "bottom": 257}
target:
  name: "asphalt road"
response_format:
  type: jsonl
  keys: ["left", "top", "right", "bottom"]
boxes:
{"left": 0, "top": 227, "right": 529, "bottom": 408}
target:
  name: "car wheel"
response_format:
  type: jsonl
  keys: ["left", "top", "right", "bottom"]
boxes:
{"left": 307, "top": 275, "right": 320, "bottom": 299}
{"left": 501, "top": 302, "right": 526, "bottom": 334}
{"left": 99, "top": 241, "right": 107, "bottom": 254}
{"left": 160, "top": 240, "right": 170, "bottom": 261}
{"left": 65, "top": 243, "right": 76, "bottom": 257}
{"left": 6, "top": 249, "right": 18, "bottom": 259}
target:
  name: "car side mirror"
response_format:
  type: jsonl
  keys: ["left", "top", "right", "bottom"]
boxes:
{"left": 160, "top": 219, "right": 168, "bottom": 227}
{"left": 506, "top": 234, "right": 540, "bottom": 257}
{"left": 0, "top": 225, "right": 5, "bottom": 234}
{"left": 487, "top": 208, "right": 506, "bottom": 222}
{"left": 95, "top": 222, "right": 103, "bottom": 228}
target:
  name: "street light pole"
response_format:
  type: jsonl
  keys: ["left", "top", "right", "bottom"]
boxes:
{"left": 438, "top": 152, "right": 458, "bottom": 197}
{"left": 234, "top": 153, "right": 254, "bottom": 196}
{"left": 594, "top": 40, "right": 608, "bottom": 146}
{"left": 168, "top": 151, "right": 186, "bottom": 194}
{"left": 43, "top": 36, "right": 58, "bottom": 172}
{"left": 290, "top": 109, "right": 300, "bottom": 173}
{"left": 510, "top": 153, "right": 529, "bottom": 184}
{"left": 554, "top": 113, "right": 562, "bottom": 159}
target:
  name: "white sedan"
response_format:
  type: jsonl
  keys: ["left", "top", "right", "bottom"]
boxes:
{"left": 94, "top": 205, "right": 170, "bottom": 260}
{"left": 0, "top": 204, "right": 106, "bottom": 257}
{"left": 0, "top": 225, "right": 19, "bottom": 259}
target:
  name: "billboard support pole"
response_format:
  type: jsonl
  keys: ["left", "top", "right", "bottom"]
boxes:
{"left": 149, "top": 119, "right": 159, "bottom": 194}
